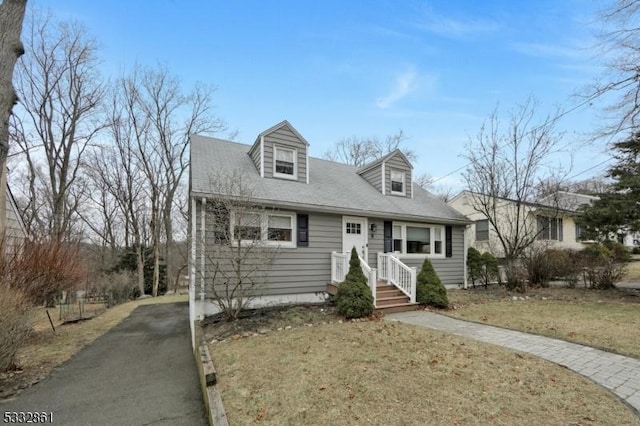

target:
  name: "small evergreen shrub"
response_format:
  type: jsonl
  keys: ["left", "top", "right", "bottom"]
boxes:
{"left": 480, "top": 252, "right": 499, "bottom": 287}
{"left": 416, "top": 258, "right": 448, "bottom": 308}
{"left": 467, "top": 247, "right": 483, "bottom": 287}
{"left": 335, "top": 248, "right": 374, "bottom": 318}
{"left": 632, "top": 246, "right": 640, "bottom": 255}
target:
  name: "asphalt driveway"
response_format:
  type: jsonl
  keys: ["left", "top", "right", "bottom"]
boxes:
{"left": 0, "top": 302, "right": 207, "bottom": 426}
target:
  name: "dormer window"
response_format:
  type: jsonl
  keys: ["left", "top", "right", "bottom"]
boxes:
{"left": 390, "top": 170, "right": 405, "bottom": 195}
{"left": 274, "top": 146, "right": 297, "bottom": 179}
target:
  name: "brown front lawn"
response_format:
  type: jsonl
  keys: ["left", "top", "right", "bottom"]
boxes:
{"left": 208, "top": 313, "right": 639, "bottom": 425}
{"left": 448, "top": 287, "right": 640, "bottom": 358}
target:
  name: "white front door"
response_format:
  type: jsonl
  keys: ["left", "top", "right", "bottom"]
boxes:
{"left": 342, "top": 216, "right": 368, "bottom": 260}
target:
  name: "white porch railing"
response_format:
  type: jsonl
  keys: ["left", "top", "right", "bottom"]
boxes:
{"left": 330, "top": 252, "right": 377, "bottom": 305}
{"left": 377, "top": 253, "right": 417, "bottom": 303}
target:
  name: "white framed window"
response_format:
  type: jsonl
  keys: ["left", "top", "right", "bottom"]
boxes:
{"left": 230, "top": 210, "right": 296, "bottom": 247}
{"left": 390, "top": 169, "right": 405, "bottom": 195}
{"left": 536, "top": 215, "right": 563, "bottom": 241}
{"left": 273, "top": 146, "right": 297, "bottom": 180}
{"left": 392, "top": 222, "right": 445, "bottom": 258}
{"left": 475, "top": 219, "right": 489, "bottom": 241}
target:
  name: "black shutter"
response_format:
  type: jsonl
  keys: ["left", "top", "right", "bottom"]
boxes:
{"left": 445, "top": 226, "right": 453, "bottom": 258}
{"left": 384, "top": 221, "right": 393, "bottom": 253}
{"left": 297, "top": 214, "right": 309, "bottom": 247}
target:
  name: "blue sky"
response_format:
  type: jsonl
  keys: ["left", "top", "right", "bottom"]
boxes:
{"left": 32, "top": 0, "right": 612, "bottom": 190}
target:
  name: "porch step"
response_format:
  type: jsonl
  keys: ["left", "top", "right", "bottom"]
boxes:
{"left": 375, "top": 302, "right": 421, "bottom": 315}
{"left": 376, "top": 295, "right": 411, "bottom": 306}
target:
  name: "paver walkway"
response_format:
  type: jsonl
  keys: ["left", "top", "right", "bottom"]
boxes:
{"left": 0, "top": 302, "right": 207, "bottom": 426}
{"left": 388, "top": 311, "right": 640, "bottom": 415}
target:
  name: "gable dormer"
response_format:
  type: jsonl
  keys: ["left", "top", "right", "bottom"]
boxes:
{"left": 248, "top": 120, "right": 309, "bottom": 184}
{"left": 358, "top": 149, "right": 413, "bottom": 198}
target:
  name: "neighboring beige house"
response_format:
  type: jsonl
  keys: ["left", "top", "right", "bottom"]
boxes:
{"left": 448, "top": 190, "right": 596, "bottom": 258}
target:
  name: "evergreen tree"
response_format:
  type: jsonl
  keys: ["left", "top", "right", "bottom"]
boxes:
{"left": 335, "top": 247, "right": 374, "bottom": 318}
{"left": 416, "top": 258, "right": 448, "bottom": 308}
{"left": 577, "top": 132, "right": 640, "bottom": 240}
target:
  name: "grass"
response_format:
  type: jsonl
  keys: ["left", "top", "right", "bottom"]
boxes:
{"left": 448, "top": 287, "right": 640, "bottom": 358}
{"left": 1, "top": 294, "right": 187, "bottom": 397}
{"left": 210, "top": 320, "right": 640, "bottom": 425}
{"left": 625, "top": 260, "right": 640, "bottom": 281}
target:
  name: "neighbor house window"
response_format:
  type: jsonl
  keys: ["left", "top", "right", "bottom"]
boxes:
{"left": 274, "top": 146, "right": 296, "bottom": 179}
{"left": 390, "top": 170, "right": 405, "bottom": 195}
{"left": 475, "top": 219, "right": 489, "bottom": 241}
{"left": 230, "top": 211, "right": 296, "bottom": 247}
{"left": 392, "top": 223, "right": 445, "bottom": 257}
{"left": 537, "top": 215, "right": 563, "bottom": 241}
{"left": 575, "top": 224, "right": 584, "bottom": 241}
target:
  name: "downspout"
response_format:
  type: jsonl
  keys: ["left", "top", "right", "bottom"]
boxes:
{"left": 463, "top": 224, "right": 469, "bottom": 289}
{"left": 260, "top": 136, "right": 265, "bottom": 177}
{"left": 200, "top": 197, "right": 207, "bottom": 318}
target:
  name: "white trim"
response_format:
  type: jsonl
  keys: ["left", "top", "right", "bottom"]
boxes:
{"left": 273, "top": 145, "right": 298, "bottom": 180}
{"left": 390, "top": 169, "right": 406, "bottom": 196}
{"left": 392, "top": 221, "right": 446, "bottom": 259}
{"left": 190, "top": 197, "right": 198, "bottom": 346}
{"left": 200, "top": 198, "right": 207, "bottom": 310}
{"left": 411, "top": 178, "right": 414, "bottom": 199}
{"left": 463, "top": 224, "right": 469, "bottom": 289}
{"left": 381, "top": 162, "right": 386, "bottom": 195}
{"left": 260, "top": 136, "right": 265, "bottom": 177}
{"left": 342, "top": 215, "right": 368, "bottom": 260}
{"left": 230, "top": 210, "right": 297, "bottom": 248}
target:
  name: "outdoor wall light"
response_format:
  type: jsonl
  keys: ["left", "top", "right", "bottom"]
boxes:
{"left": 370, "top": 223, "right": 377, "bottom": 238}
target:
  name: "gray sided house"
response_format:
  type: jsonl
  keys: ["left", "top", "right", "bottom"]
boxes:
{"left": 189, "top": 121, "right": 470, "bottom": 326}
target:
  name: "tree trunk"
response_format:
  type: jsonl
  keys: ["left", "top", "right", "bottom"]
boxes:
{"left": 0, "top": 1, "right": 27, "bottom": 223}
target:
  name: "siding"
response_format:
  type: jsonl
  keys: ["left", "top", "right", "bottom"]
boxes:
{"left": 385, "top": 154, "right": 412, "bottom": 198}
{"left": 5, "top": 190, "right": 26, "bottom": 254}
{"left": 248, "top": 142, "right": 261, "bottom": 174}
{"left": 359, "top": 165, "right": 383, "bottom": 192}
{"left": 196, "top": 205, "right": 341, "bottom": 297}
{"left": 263, "top": 126, "right": 307, "bottom": 183}
{"left": 194, "top": 203, "right": 465, "bottom": 298}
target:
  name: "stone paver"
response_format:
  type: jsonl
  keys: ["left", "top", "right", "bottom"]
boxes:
{"left": 387, "top": 311, "right": 640, "bottom": 415}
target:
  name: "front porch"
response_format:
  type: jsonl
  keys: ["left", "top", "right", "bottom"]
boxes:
{"left": 328, "top": 252, "right": 420, "bottom": 313}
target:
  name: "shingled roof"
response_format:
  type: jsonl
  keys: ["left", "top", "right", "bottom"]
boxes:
{"left": 190, "top": 135, "right": 470, "bottom": 225}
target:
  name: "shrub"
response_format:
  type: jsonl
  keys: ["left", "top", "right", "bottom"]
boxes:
{"left": 523, "top": 247, "right": 555, "bottom": 287}
{"left": 467, "top": 247, "right": 483, "bottom": 288}
{"left": 480, "top": 252, "right": 499, "bottom": 287}
{"left": 91, "top": 270, "right": 137, "bottom": 305}
{"left": 632, "top": 246, "right": 640, "bottom": 255}
{"left": 0, "top": 287, "right": 31, "bottom": 372}
{"left": 580, "top": 243, "right": 626, "bottom": 289}
{"left": 0, "top": 239, "right": 86, "bottom": 306}
{"left": 416, "top": 258, "right": 448, "bottom": 308}
{"left": 335, "top": 248, "right": 374, "bottom": 318}
{"left": 603, "top": 241, "right": 631, "bottom": 262}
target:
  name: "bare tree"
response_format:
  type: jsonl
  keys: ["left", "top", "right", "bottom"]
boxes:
{"left": 587, "top": 1, "right": 640, "bottom": 138}
{"left": 203, "top": 171, "right": 278, "bottom": 320}
{"left": 462, "top": 98, "right": 564, "bottom": 286}
{"left": 0, "top": 0, "right": 27, "bottom": 235}
{"left": 10, "top": 9, "right": 104, "bottom": 239}
{"left": 323, "top": 130, "right": 416, "bottom": 167}
{"left": 413, "top": 172, "right": 456, "bottom": 202}
{"left": 134, "top": 65, "right": 224, "bottom": 294}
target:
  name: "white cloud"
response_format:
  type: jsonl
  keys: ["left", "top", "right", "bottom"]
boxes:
{"left": 511, "top": 41, "right": 590, "bottom": 60}
{"left": 416, "top": 10, "right": 500, "bottom": 39}
{"left": 376, "top": 68, "right": 418, "bottom": 109}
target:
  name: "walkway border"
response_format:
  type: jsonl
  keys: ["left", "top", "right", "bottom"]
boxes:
{"left": 194, "top": 321, "right": 228, "bottom": 426}
{"left": 387, "top": 310, "right": 640, "bottom": 418}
